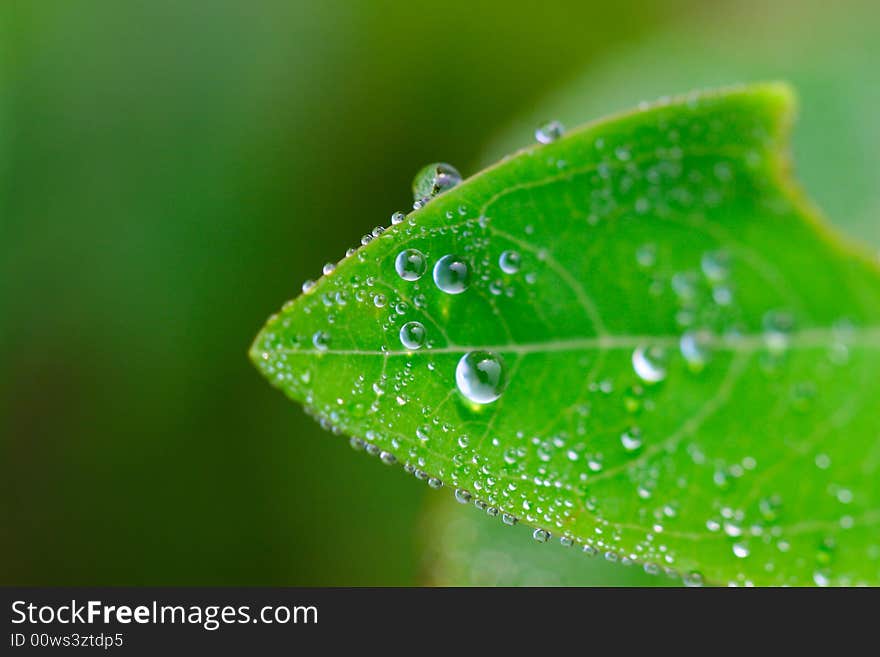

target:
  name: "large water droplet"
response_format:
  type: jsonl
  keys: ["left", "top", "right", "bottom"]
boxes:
{"left": 455, "top": 351, "right": 507, "bottom": 404}
{"left": 399, "top": 321, "right": 427, "bottom": 350}
{"left": 498, "top": 250, "right": 521, "bottom": 274}
{"left": 632, "top": 345, "right": 667, "bottom": 383}
{"left": 395, "top": 249, "right": 427, "bottom": 281}
{"left": 535, "top": 120, "right": 565, "bottom": 144}
{"left": 433, "top": 255, "right": 470, "bottom": 294}
{"left": 412, "top": 162, "right": 461, "bottom": 203}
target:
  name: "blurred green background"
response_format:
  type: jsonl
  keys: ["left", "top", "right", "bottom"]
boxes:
{"left": 2, "top": 0, "right": 878, "bottom": 585}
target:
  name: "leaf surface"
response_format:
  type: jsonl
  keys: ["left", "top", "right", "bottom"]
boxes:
{"left": 251, "top": 83, "right": 880, "bottom": 586}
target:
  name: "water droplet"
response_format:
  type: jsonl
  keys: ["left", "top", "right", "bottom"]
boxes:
{"left": 620, "top": 427, "right": 643, "bottom": 452}
{"left": 395, "top": 249, "right": 428, "bottom": 281}
{"left": 302, "top": 280, "right": 316, "bottom": 294}
{"left": 454, "top": 489, "right": 472, "bottom": 504}
{"left": 412, "top": 162, "right": 461, "bottom": 202}
{"left": 732, "top": 543, "right": 750, "bottom": 558}
{"left": 501, "top": 513, "right": 518, "bottom": 526}
{"left": 636, "top": 243, "right": 657, "bottom": 267}
{"left": 322, "top": 262, "right": 336, "bottom": 276}
{"left": 498, "top": 250, "right": 521, "bottom": 274}
{"left": 312, "top": 331, "right": 331, "bottom": 351}
{"left": 391, "top": 211, "right": 406, "bottom": 225}
{"left": 379, "top": 451, "right": 396, "bottom": 465}
{"left": 532, "top": 528, "right": 550, "bottom": 543}
{"left": 682, "top": 571, "right": 704, "bottom": 587}
{"left": 632, "top": 345, "right": 667, "bottom": 383}
{"left": 455, "top": 351, "right": 507, "bottom": 404}
{"left": 680, "top": 330, "right": 712, "bottom": 371}
{"left": 763, "top": 310, "right": 795, "bottom": 352}
{"left": 373, "top": 293, "right": 387, "bottom": 308}
{"left": 399, "top": 321, "right": 427, "bottom": 350}
{"left": 427, "top": 477, "right": 443, "bottom": 489}
{"left": 535, "top": 120, "right": 565, "bottom": 144}
{"left": 433, "top": 254, "right": 470, "bottom": 294}
{"left": 700, "top": 250, "right": 730, "bottom": 281}
{"left": 813, "top": 570, "right": 831, "bottom": 587}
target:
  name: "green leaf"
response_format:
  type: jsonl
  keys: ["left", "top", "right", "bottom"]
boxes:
{"left": 251, "top": 83, "right": 880, "bottom": 586}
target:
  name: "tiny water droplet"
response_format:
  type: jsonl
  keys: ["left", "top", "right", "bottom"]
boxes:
{"left": 532, "top": 528, "right": 550, "bottom": 543}
{"left": 700, "top": 250, "right": 730, "bottom": 281}
{"left": 322, "top": 262, "right": 336, "bottom": 276}
{"left": 632, "top": 345, "right": 667, "bottom": 383}
{"left": 763, "top": 310, "right": 795, "bottom": 352}
{"left": 454, "top": 489, "right": 472, "bottom": 504}
{"left": 636, "top": 243, "right": 657, "bottom": 267}
{"left": 399, "top": 321, "right": 427, "bottom": 350}
{"left": 391, "top": 210, "right": 406, "bottom": 225}
{"left": 455, "top": 351, "right": 507, "bottom": 404}
{"left": 395, "top": 248, "right": 428, "bottom": 281}
{"left": 680, "top": 330, "right": 712, "bottom": 371}
{"left": 535, "top": 120, "right": 565, "bottom": 144}
{"left": 683, "top": 571, "right": 704, "bottom": 587}
{"left": 620, "top": 427, "right": 643, "bottom": 452}
{"left": 302, "top": 280, "right": 316, "bottom": 294}
{"left": 312, "top": 331, "right": 331, "bottom": 351}
{"left": 433, "top": 254, "right": 470, "bottom": 294}
{"left": 732, "top": 543, "right": 750, "bottom": 558}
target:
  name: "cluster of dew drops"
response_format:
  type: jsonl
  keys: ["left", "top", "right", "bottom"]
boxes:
{"left": 273, "top": 114, "right": 865, "bottom": 587}
{"left": 299, "top": 160, "right": 512, "bottom": 408}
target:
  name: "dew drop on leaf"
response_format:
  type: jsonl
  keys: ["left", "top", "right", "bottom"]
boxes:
{"left": 532, "top": 528, "right": 550, "bottom": 543}
{"left": 620, "top": 426, "right": 643, "bottom": 452}
{"left": 312, "top": 330, "right": 330, "bottom": 351}
{"left": 455, "top": 351, "right": 507, "bottom": 404}
{"left": 399, "top": 321, "right": 427, "bottom": 350}
{"left": 498, "top": 250, "right": 522, "bottom": 274}
{"left": 433, "top": 254, "right": 470, "bottom": 294}
{"left": 535, "top": 120, "right": 565, "bottom": 144}
{"left": 412, "top": 162, "right": 461, "bottom": 204}
{"left": 700, "top": 249, "right": 730, "bottom": 281}
{"left": 632, "top": 345, "right": 668, "bottom": 383}
{"left": 679, "top": 330, "right": 712, "bottom": 371}
{"left": 394, "top": 248, "right": 428, "bottom": 281}
{"left": 636, "top": 243, "right": 657, "bottom": 267}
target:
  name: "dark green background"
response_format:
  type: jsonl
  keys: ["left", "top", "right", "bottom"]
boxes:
{"left": 2, "top": 0, "right": 877, "bottom": 585}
